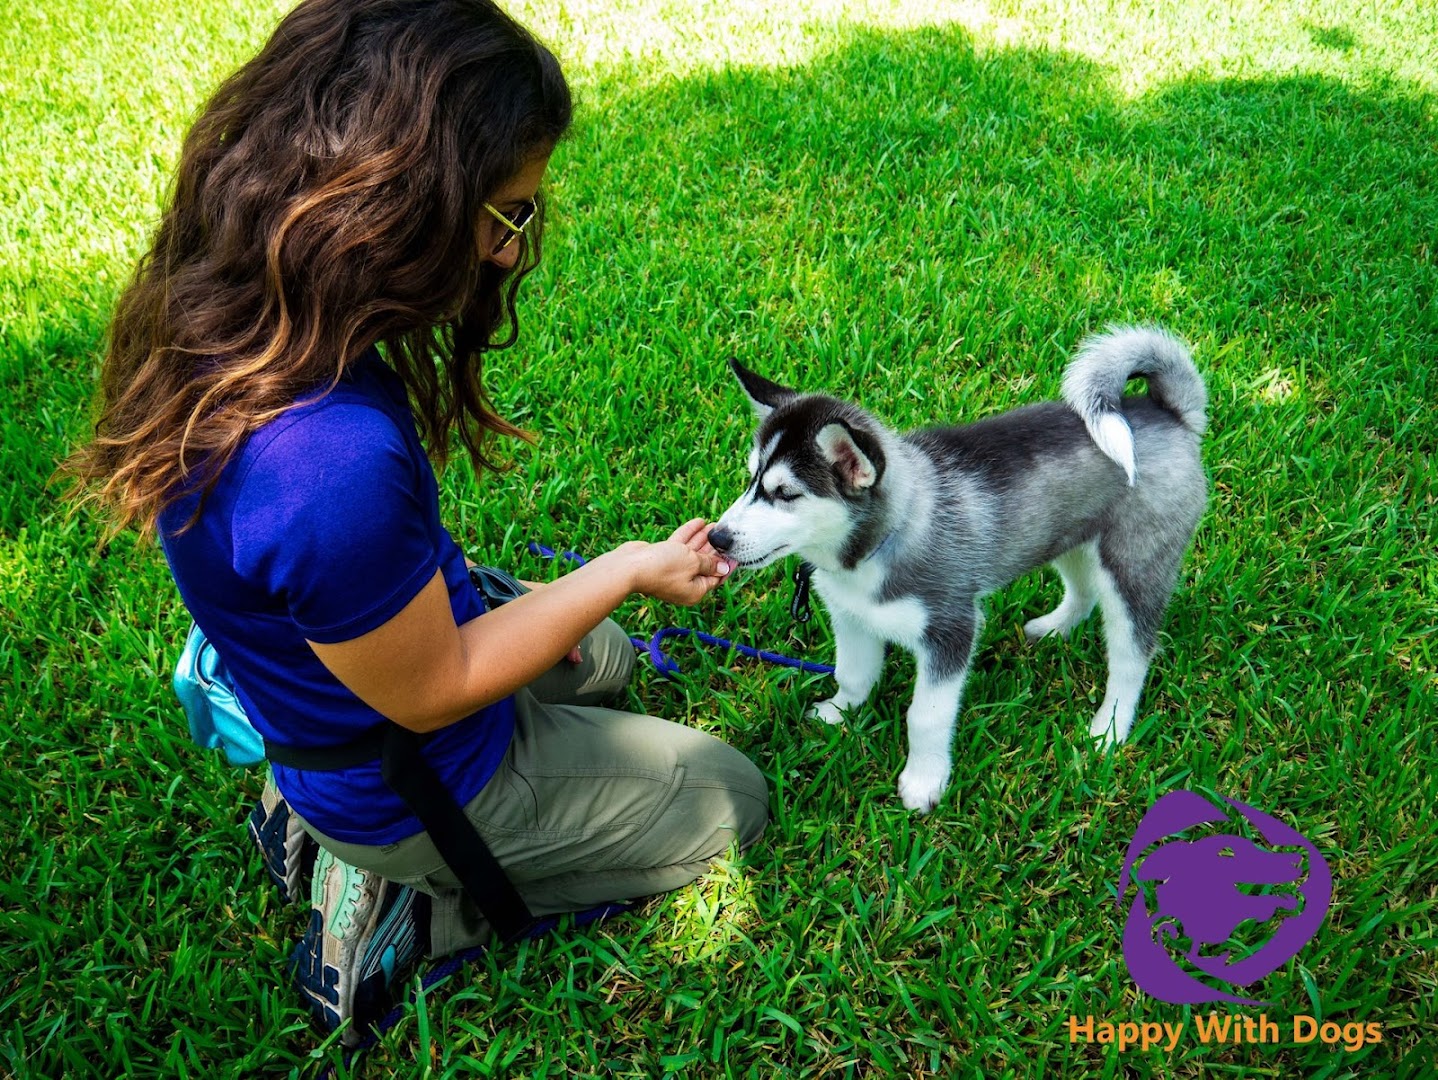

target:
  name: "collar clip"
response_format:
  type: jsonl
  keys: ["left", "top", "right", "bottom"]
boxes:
{"left": 790, "top": 562, "right": 815, "bottom": 624}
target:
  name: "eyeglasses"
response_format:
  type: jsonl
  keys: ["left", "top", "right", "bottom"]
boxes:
{"left": 482, "top": 199, "right": 536, "bottom": 254}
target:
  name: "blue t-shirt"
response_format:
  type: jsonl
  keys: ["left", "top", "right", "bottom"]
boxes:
{"left": 158, "top": 350, "right": 515, "bottom": 845}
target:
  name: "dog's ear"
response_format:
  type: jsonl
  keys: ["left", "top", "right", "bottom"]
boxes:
{"left": 729, "top": 357, "right": 796, "bottom": 418}
{"left": 816, "top": 422, "right": 881, "bottom": 492}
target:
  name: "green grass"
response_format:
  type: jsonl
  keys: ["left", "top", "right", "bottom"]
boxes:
{"left": 4, "top": 0, "right": 1437, "bottom": 1076}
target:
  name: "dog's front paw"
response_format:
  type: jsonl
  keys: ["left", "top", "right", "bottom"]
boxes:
{"left": 897, "top": 758, "right": 951, "bottom": 813}
{"left": 807, "top": 698, "right": 848, "bottom": 726}
{"left": 1088, "top": 698, "right": 1133, "bottom": 748}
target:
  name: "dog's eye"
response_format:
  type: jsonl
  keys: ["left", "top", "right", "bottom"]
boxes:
{"left": 774, "top": 489, "right": 803, "bottom": 502}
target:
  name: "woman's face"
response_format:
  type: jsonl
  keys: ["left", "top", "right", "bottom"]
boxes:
{"left": 480, "top": 152, "right": 552, "bottom": 270}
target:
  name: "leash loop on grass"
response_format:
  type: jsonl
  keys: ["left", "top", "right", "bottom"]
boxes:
{"left": 526, "top": 540, "right": 835, "bottom": 677}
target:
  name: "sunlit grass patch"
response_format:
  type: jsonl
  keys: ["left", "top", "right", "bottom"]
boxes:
{"left": 659, "top": 851, "right": 762, "bottom": 962}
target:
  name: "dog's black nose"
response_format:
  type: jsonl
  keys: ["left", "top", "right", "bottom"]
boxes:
{"left": 708, "top": 525, "right": 733, "bottom": 553}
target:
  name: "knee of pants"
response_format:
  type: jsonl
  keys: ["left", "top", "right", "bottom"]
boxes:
{"left": 728, "top": 750, "right": 771, "bottom": 850}
{"left": 665, "top": 743, "right": 770, "bottom": 865}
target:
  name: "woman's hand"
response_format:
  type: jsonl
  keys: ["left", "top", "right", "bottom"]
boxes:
{"left": 614, "top": 518, "right": 732, "bottom": 605}
{"left": 310, "top": 521, "right": 731, "bottom": 733}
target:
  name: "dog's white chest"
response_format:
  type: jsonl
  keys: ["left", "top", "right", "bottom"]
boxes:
{"left": 813, "top": 565, "right": 927, "bottom": 646}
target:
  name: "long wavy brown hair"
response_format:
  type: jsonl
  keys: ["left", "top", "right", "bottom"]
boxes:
{"left": 61, "top": 0, "right": 571, "bottom": 538}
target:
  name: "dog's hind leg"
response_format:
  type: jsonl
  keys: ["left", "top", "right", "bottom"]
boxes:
{"left": 898, "top": 611, "right": 979, "bottom": 813}
{"left": 1024, "top": 541, "right": 1100, "bottom": 641}
{"left": 1087, "top": 426, "right": 1205, "bottom": 746}
{"left": 808, "top": 608, "right": 884, "bottom": 725}
{"left": 1089, "top": 549, "right": 1173, "bottom": 747}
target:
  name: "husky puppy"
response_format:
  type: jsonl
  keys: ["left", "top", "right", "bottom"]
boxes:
{"left": 709, "top": 327, "right": 1207, "bottom": 812}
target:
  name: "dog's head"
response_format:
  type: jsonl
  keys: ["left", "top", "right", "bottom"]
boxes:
{"left": 709, "top": 359, "right": 890, "bottom": 570}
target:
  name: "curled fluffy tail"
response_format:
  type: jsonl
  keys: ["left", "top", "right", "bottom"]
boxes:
{"left": 1061, "top": 325, "right": 1206, "bottom": 485}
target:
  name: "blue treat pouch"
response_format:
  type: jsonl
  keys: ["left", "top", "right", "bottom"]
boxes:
{"left": 172, "top": 621, "right": 265, "bottom": 767}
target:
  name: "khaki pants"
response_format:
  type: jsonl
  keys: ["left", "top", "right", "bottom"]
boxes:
{"left": 298, "top": 619, "right": 770, "bottom": 956}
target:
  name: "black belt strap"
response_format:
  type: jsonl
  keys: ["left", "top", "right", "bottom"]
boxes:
{"left": 265, "top": 724, "right": 535, "bottom": 943}
{"left": 263, "top": 725, "right": 391, "bottom": 771}
{"left": 379, "top": 725, "right": 534, "bottom": 943}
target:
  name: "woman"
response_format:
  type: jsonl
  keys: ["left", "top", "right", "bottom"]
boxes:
{"left": 63, "top": 0, "right": 768, "bottom": 1044}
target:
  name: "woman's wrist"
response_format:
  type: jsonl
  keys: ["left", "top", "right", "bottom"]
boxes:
{"left": 592, "top": 543, "right": 647, "bottom": 597}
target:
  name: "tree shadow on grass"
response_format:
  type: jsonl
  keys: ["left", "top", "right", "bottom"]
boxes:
{"left": 5, "top": 19, "right": 1436, "bottom": 1079}
{"left": 551, "top": 25, "right": 1435, "bottom": 411}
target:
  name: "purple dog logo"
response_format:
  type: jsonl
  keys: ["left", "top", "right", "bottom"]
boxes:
{"left": 1118, "top": 790, "right": 1332, "bottom": 1005}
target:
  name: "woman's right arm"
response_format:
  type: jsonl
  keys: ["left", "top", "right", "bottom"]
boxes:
{"left": 307, "top": 520, "right": 729, "bottom": 733}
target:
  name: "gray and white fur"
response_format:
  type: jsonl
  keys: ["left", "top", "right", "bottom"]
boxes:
{"left": 709, "top": 326, "right": 1207, "bottom": 812}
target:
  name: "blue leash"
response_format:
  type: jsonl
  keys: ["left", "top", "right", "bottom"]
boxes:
{"left": 526, "top": 541, "right": 835, "bottom": 676}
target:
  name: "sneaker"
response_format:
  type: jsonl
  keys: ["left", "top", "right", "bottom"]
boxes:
{"left": 246, "top": 775, "right": 318, "bottom": 904}
{"left": 291, "top": 847, "right": 431, "bottom": 1047}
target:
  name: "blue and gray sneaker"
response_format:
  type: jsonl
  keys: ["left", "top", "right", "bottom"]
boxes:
{"left": 291, "top": 847, "right": 431, "bottom": 1047}
{"left": 246, "top": 776, "right": 319, "bottom": 905}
